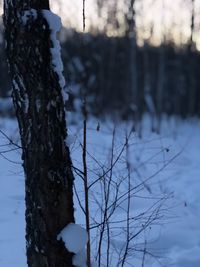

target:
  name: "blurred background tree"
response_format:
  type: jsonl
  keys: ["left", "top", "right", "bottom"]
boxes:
{"left": 1, "top": 0, "right": 200, "bottom": 128}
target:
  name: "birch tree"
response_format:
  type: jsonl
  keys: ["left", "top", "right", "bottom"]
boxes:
{"left": 3, "top": 0, "right": 75, "bottom": 266}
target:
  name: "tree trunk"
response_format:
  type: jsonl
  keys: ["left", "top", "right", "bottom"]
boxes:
{"left": 4, "top": 1, "right": 75, "bottom": 266}
{"left": 125, "top": 0, "right": 139, "bottom": 129}
{"left": 188, "top": 0, "right": 196, "bottom": 116}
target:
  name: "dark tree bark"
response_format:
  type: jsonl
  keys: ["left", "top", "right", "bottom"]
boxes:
{"left": 4, "top": 1, "right": 75, "bottom": 266}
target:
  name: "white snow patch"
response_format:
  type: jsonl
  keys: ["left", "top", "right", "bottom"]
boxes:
{"left": 57, "top": 223, "right": 88, "bottom": 267}
{"left": 57, "top": 223, "right": 88, "bottom": 253}
{"left": 21, "top": 9, "right": 37, "bottom": 25}
{"left": 12, "top": 79, "right": 20, "bottom": 91}
{"left": 42, "top": 10, "right": 69, "bottom": 102}
{"left": 65, "top": 135, "right": 76, "bottom": 147}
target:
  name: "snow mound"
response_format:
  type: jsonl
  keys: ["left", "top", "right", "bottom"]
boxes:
{"left": 57, "top": 223, "right": 88, "bottom": 254}
{"left": 42, "top": 10, "right": 69, "bottom": 102}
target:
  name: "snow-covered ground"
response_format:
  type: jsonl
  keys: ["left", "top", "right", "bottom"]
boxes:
{"left": 0, "top": 119, "right": 25, "bottom": 266}
{"left": 0, "top": 116, "right": 200, "bottom": 266}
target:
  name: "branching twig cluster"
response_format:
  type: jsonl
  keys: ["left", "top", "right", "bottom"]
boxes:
{"left": 72, "top": 121, "right": 177, "bottom": 267}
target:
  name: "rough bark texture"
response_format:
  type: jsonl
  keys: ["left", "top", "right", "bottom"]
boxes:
{"left": 4, "top": 1, "right": 75, "bottom": 266}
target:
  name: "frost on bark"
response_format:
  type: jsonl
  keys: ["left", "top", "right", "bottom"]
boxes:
{"left": 3, "top": 0, "right": 75, "bottom": 266}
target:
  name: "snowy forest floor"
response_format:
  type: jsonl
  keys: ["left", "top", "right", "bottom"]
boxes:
{"left": 0, "top": 116, "right": 200, "bottom": 267}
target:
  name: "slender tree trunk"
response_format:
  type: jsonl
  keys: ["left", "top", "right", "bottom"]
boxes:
{"left": 125, "top": 0, "right": 139, "bottom": 128}
{"left": 143, "top": 42, "right": 156, "bottom": 132}
{"left": 188, "top": 0, "right": 196, "bottom": 115}
{"left": 156, "top": 43, "right": 165, "bottom": 133}
{"left": 4, "top": 1, "right": 75, "bottom": 266}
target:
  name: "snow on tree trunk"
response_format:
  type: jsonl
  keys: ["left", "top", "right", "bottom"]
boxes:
{"left": 3, "top": 0, "right": 75, "bottom": 266}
